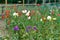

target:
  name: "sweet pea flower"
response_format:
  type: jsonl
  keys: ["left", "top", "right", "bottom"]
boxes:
{"left": 13, "top": 12, "right": 18, "bottom": 16}
{"left": 26, "top": 11, "right": 30, "bottom": 16}
{"left": 47, "top": 16, "right": 52, "bottom": 21}
{"left": 26, "top": 26, "right": 32, "bottom": 32}
{"left": 14, "top": 26, "right": 19, "bottom": 31}
{"left": 57, "top": 14, "right": 60, "bottom": 16}
{"left": 37, "top": 4, "right": 41, "bottom": 6}
{"left": 22, "top": 9, "right": 27, "bottom": 13}
{"left": 33, "top": 26, "right": 37, "bottom": 30}
{"left": 28, "top": 16, "right": 31, "bottom": 20}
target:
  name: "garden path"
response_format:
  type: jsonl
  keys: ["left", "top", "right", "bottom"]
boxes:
{"left": 0, "top": 20, "right": 7, "bottom": 37}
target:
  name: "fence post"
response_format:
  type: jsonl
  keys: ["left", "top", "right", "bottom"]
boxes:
{"left": 49, "top": 0, "right": 50, "bottom": 3}
{"left": 35, "top": 0, "right": 37, "bottom": 5}
{"left": 2, "top": 6, "right": 4, "bottom": 13}
{"left": 5, "top": 0, "right": 7, "bottom": 9}
{"left": 23, "top": 0, "right": 24, "bottom": 8}
{"left": 55, "top": 0, "right": 56, "bottom": 4}
{"left": 28, "top": 0, "right": 29, "bottom": 4}
{"left": 43, "top": 0, "right": 46, "bottom": 5}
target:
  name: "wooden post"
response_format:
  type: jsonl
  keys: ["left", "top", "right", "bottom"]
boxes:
{"left": 43, "top": 0, "right": 45, "bottom": 5}
{"left": 23, "top": 0, "right": 24, "bottom": 7}
{"left": 55, "top": 0, "right": 56, "bottom": 4}
{"left": 5, "top": 0, "right": 7, "bottom": 8}
{"left": 35, "top": 0, "right": 37, "bottom": 5}
{"left": 49, "top": 0, "right": 50, "bottom": 3}
{"left": 14, "top": 4, "right": 17, "bottom": 11}
{"left": 28, "top": 0, "right": 29, "bottom": 4}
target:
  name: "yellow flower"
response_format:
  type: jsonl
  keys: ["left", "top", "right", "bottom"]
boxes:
{"left": 53, "top": 18, "right": 56, "bottom": 20}
{"left": 40, "top": 18, "right": 43, "bottom": 21}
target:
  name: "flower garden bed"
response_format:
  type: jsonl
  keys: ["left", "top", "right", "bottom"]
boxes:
{"left": 1, "top": 4, "right": 60, "bottom": 40}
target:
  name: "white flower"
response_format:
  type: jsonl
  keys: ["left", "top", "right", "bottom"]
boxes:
{"left": 28, "top": 16, "right": 31, "bottom": 20}
{"left": 26, "top": 11, "right": 30, "bottom": 16}
{"left": 40, "top": 18, "right": 43, "bottom": 21}
{"left": 53, "top": 18, "right": 56, "bottom": 20}
{"left": 47, "top": 16, "right": 52, "bottom": 21}
{"left": 13, "top": 12, "right": 18, "bottom": 16}
{"left": 22, "top": 10, "right": 27, "bottom": 13}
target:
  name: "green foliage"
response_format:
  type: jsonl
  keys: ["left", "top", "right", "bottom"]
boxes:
{"left": 2, "top": 5, "right": 60, "bottom": 40}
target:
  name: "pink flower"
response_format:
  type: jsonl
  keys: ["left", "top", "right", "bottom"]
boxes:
{"left": 37, "top": 4, "right": 41, "bottom": 6}
{"left": 57, "top": 14, "right": 60, "bottom": 16}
